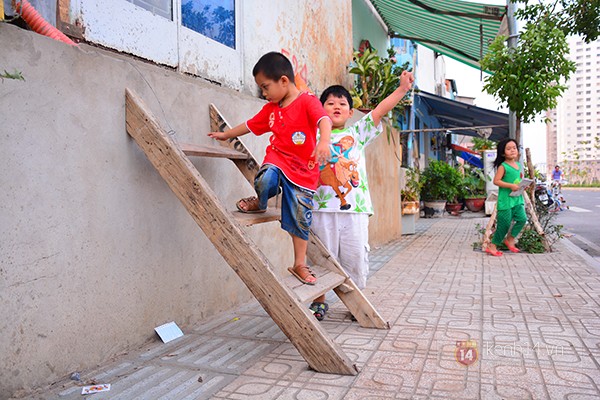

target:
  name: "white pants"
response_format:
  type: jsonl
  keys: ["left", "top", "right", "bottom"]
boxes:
{"left": 311, "top": 212, "right": 370, "bottom": 289}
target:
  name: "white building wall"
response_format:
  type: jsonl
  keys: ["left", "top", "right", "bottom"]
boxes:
{"left": 416, "top": 45, "right": 436, "bottom": 94}
{"left": 555, "top": 36, "right": 600, "bottom": 183}
{"left": 71, "top": 0, "right": 353, "bottom": 94}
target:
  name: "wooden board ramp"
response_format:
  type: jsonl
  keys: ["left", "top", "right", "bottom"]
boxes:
{"left": 125, "top": 89, "right": 386, "bottom": 375}
{"left": 209, "top": 103, "right": 389, "bottom": 330}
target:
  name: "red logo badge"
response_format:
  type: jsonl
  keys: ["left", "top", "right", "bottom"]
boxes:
{"left": 455, "top": 340, "right": 478, "bottom": 366}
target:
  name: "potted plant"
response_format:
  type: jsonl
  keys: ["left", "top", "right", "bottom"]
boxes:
{"left": 401, "top": 167, "right": 421, "bottom": 215}
{"left": 462, "top": 164, "right": 488, "bottom": 212}
{"left": 471, "top": 137, "right": 496, "bottom": 152}
{"left": 348, "top": 46, "right": 411, "bottom": 114}
{"left": 420, "top": 160, "right": 463, "bottom": 218}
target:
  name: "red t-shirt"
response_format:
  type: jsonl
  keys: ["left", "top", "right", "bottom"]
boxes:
{"left": 246, "top": 92, "right": 329, "bottom": 191}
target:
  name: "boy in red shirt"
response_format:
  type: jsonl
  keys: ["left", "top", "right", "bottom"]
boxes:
{"left": 209, "top": 52, "right": 332, "bottom": 285}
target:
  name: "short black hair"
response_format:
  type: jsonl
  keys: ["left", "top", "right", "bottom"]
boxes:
{"left": 252, "top": 52, "right": 295, "bottom": 83}
{"left": 319, "top": 85, "right": 353, "bottom": 109}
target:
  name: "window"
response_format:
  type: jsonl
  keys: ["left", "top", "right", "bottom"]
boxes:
{"left": 181, "top": 0, "right": 235, "bottom": 49}
{"left": 126, "top": 0, "right": 172, "bottom": 19}
{"left": 78, "top": 0, "right": 242, "bottom": 89}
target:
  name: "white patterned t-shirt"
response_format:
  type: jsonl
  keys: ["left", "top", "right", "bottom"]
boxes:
{"left": 314, "top": 112, "right": 383, "bottom": 215}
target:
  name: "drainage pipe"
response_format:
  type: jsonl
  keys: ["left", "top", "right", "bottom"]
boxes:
{"left": 12, "top": 0, "right": 77, "bottom": 45}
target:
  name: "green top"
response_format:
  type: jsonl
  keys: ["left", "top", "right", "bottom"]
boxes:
{"left": 496, "top": 161, "right": 525, "bottom": 211}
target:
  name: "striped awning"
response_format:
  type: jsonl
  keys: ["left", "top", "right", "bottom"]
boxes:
{"left": 369, "top": 0, "right": 508, "bottom": 70}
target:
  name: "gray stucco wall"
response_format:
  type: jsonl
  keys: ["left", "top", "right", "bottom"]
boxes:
{"left": 0, "top": 23, "right": 292, "bottom": 396}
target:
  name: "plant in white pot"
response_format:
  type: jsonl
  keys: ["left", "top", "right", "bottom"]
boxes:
{"left": 420, "top": 160, "right": 462, "bottom": 218}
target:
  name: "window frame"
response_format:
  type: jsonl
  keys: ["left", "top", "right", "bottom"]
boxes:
{"left": 78, "top": 0, "right": 243, "bottom": 89}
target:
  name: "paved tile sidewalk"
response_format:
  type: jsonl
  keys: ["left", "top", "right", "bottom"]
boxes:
{"left": 37, "top": 217, "right": 600, "bottom": 399}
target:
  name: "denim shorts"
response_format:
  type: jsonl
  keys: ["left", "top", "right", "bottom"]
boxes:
{"left": 254, "top": 164, "right": 314, "bottom": 240}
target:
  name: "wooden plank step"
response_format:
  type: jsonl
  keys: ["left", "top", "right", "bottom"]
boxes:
{"left": 126, "top": 89, "right": 357, "bottom": 375}
{"left": 283, "top": 265, "right": 348, "bottom": 303}
{"left": 232, "top": 207, "right": 281, "bottom": 226}
{"left": 180, "top": 142, "right": 248, "bottom": 159}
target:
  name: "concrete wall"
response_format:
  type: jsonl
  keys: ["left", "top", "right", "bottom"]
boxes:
{"left": 243, "top": 1, "right": 354, "bottom": 94}
{"left": 366, "top": 128, "right": 403, "bottom": 246}
{"left": 0, "top": 23, "right": 292, "bottom": 396}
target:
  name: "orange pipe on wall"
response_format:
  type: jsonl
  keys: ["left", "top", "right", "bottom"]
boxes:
{"left": 12, "top": 0, "right": 77, "bottom": 46}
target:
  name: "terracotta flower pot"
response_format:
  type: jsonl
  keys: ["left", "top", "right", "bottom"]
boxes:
{"left": 445, "top": 202, "right": 462, "bottom": 213}
{"left": 465, "top": 197, "right": 486, "bottom": 212}
{"left": 401, "top": 201, "right": 420, "bottom": 215}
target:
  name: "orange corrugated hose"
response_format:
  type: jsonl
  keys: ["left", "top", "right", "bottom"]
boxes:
{"left": 12, "top": 0, "right": 77, "bottom": 45}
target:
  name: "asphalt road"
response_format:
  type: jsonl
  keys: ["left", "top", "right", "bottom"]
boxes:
{"left": 554, "top": 188, "right": 600, "bottom": 259}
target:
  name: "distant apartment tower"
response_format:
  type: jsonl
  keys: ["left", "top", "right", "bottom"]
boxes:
{"left": 550, "top": 36, "right": 600, "bottom": 184}
{"left": 546, "top": 109, "right": 558, "bottom": 176}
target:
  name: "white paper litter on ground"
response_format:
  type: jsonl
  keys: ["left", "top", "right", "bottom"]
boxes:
{"left": 82, "top": 384, "right": 110, "bottom": 394}
{"left": 154, "top": 321, "right": 184, "bottom": 343}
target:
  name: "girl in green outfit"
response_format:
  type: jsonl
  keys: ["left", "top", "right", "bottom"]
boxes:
{"left": 486, "top": 138, "right": 528, "bottom": 256}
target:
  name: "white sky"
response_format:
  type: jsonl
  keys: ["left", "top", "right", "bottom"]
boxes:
{"left": 445, "top": 58, "right": 547, "bottom": 165}
{"left": 443, "top": 0, "right": 547, "bottom": 166}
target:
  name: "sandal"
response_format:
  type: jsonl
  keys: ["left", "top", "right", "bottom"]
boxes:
{"left": 288, "top": 264, "right": 317, "bottom": 285}
{"left": 485, "top": 248, "right": 503, "bottom": 257}
{"left": 503, "top": 240, "right": 520, "bottom": 253}
{"left": 236, "top": 196, "right": 266, "bottom": 214}
{"left": 309, "top": 302, "right": 329, "bottom": 321}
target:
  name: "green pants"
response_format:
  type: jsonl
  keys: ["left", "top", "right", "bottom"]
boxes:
{"left": 492, "top": 204, "right": 527, "bottom": 245}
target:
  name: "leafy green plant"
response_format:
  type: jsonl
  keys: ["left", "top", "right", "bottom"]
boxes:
{"left": 0, "top": 69, "right": 25, "bottom": 82}
{"left": 516, "top": 229, "right": 546, "bottom": 253}
{"left": 481, "top": 2, "right": 577, "bottom": 145}
{"left": 515, "top": 0, "right": 599, "bottom": 44}
{"left": 462, "top": 165, "right": 488, "bottom": 198}
{"left": 420, "top": 160, "right": 463, "bottom": 202}
{"left": 472, "top": 223, "right": 486, "bottom": 250}
{"left": 349, "top": 47, "right": 410, "bottom": 113}
{"left": 471, "top": 137, "right": 496, "bottom": 151}
{"left": 401, "top": 167, "right": 421, "bottom": 202}
{"left": 514, "top": 194, "right": 564, "bottom": 253}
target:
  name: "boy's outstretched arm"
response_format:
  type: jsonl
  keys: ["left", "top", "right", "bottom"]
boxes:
{"left": 208, "top": 122, "right": 250, "bottom": 141}
{"left": 312, "top": 118, "right": 332, "bottom": 165}
{"left": 371, "top": 70, "right": 415, "bottom": 126}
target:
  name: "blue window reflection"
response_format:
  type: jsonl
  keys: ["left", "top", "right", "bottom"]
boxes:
{"left": 182, "top": 0, "right": 235, "bottom": 49}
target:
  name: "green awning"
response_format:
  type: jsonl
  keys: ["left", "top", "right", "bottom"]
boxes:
{"left": 369, "top": 0, "right": 507, "bottom": 70}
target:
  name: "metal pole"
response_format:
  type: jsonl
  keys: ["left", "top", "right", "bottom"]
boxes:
{"left": 507, "top": 1, "right": 518, "bottom": 142}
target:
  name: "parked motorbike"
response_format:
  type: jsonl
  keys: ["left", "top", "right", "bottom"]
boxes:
{"left": 534, "top": 180, "right": 568, "bottom": 212}
{"left": 535, "top": 182, "right": 553, "bottom": 208}
{"left": 549, "top": 181, "right": 567, "bottom": 211}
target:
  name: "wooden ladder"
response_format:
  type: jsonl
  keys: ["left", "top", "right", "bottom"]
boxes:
{"left": 125, "top": 89, "right": 388, "bottom": 375}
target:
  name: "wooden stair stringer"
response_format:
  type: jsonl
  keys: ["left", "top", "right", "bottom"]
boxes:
{"left": 208, "top": 103, "right": 389, "bottom": 330}
{"left": 125, "top": 88, "right": 357, "bottom": 375}
{"left": 307, "top": 233, "right": 390, "bottom": 329}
